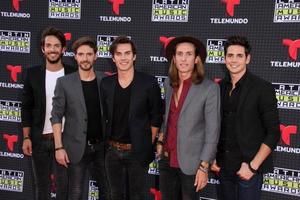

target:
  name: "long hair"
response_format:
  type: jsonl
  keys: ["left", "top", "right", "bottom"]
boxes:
{"left": 168, "top": 57, "right": 205, "bottom": 88}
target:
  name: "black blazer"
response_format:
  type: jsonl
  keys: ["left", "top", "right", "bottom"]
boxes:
{"left": 21, "top": 64, "right": 76, "bottom": 147}
{"left": 218, "top": 71, "right": 280, "bottom": 173}
{"left": 100, "top": 71, "right": 163, "bottom": 166}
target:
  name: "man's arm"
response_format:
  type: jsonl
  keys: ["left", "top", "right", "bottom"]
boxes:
{"left": 237, "top": 82, "right": 280, "bottom": 180}
{"left": 50, "top": 78, "right": 69, "bottom": 167}
{"left": 21, "top": 68, "right": 33, "bottom": 156}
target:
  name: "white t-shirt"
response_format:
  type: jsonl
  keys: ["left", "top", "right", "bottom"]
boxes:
{"left": 43, "top": 68, "right": 65, "bottom": 134}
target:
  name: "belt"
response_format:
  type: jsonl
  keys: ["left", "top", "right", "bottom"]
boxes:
{"left": 108, "top": 140, "right": 132, "bottom": 151}
{"left": 87, "top": 138, "right": 102, "bottom": 146}
{"left": 42, "top": 133, "right": 54, "bottom": 140}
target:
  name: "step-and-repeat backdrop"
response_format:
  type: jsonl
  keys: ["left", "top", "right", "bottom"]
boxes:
{"left": 0, "top": 1, "right": 299, "bottom": 200}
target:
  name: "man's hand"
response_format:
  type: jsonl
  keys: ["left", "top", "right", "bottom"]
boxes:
{"left": 194, "top": 169, "right": 208, "bottom": 192}
{"left": 55, "top": 149, "right": 70, "bottom": 168}
{"left": 22, "top": 139, "right": 32, "bottom": 156}
{"left": 236, "top": 162, "right": 254, "bottom": 180}
{"left": 156, "top": 143, "right": 163, "bottom": 159}
{"left": 210, "top": 160, "right": 221, "bottom": 173}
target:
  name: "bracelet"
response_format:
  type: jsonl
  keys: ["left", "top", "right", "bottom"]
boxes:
{"left": 23, "top": 136, "right": 30, "bottom": 140}
{"left": 198, "top": 166, "right": 208, "bottom": 173}
{"left": 55, "top": 146, "right": 64, "bottom": 151}
{"left": 248, "top": 162, "right": 257, "bottom": 174}
{"left": 156, "top": 140, "right": 164, "bottom": 146}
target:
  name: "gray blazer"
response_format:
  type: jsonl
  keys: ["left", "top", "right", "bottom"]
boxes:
{"left": 51, "top": 71, "right": 104, "bottom": 164}
{"left": 162, "top": 78, "right": 221, "bottom": 175}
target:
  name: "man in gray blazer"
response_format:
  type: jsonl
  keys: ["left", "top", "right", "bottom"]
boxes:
{"left": 51, "top": 36, "right": 109, "bottom": 200}
{"left": 157, "top": 36, "right": 220, "bottom": 200}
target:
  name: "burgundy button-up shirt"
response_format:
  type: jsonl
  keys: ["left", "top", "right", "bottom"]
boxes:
{"left": 165, "top": 77, "right": 192, "bottom": 168}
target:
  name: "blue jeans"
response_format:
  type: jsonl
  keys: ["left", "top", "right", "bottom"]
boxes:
{"left": 32, "top": 138, "right": 68, "bottom": 200}
{"left": 67, "top": 142, "right": 110, "bottom": 200}
{"left": 217, "top": 169, "right": 263, "bottom": 200}
{"left": 105, "top": 146, "right": 147, "bottom": 200}
{"left": 159, "top": 157, "right": 199, "bottom": 200}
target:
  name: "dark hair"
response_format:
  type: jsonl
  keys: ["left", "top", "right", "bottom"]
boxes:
{"left": 224, "top": 36, "right": 251, "bottom": 57}
{"left": 72, "top": 36, "right": 97, "bottom": 54}
{"left": 40, "top": 27, "right": 66, "bottom": 48}
{"left": 109, "top": 36, "right": 136, "bottom": 56}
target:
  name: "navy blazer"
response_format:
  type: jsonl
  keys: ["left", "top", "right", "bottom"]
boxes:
{"left": 217, "top": 71, "right": 280, "bottom": 173}
{"left": 100, "top": 71, "right": 163, "bottom": 167}
{"left": 21, "top": 64, "right": 76, "bottom": 147}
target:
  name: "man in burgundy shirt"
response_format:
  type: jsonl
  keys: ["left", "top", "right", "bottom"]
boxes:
{"left": 157, "top": 36, "right": 220, "bottom": 200}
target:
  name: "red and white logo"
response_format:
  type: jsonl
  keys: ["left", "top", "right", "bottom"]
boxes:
{"left": 6, "top": 65, "right": 22, "bottom": 82}
{"left": 280, "top": 124, "right": 298, "bottom": 146}
{"left": 108, "top": 0, "right": 124, "bottom": 15}
{"left": 221, "top": 0, "right": 240, "bottom": 17}
{"left": 2, "top": 134, "right": 18, "bottom": 152}
{"left": 64, "top": 32, "right": 72, "bottom": 41}
{"left": 12, "top": 0, "right": 21, "bottom": 11}
{"left": 159, "top": 36, "right": 175, "bottom": 49}
{"left": 282, "top": 39, "right": 300, "bottom": 61}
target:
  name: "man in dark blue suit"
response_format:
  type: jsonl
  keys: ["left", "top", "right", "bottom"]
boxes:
{"left": 212, "top": 36, "right": 280, "bottom": 200}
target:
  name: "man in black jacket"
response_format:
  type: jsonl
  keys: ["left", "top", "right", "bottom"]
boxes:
{"left": 100, "top": 36, "right": 163, "bottom": 200}
{"left": 211, "top": 36, "right": 280, "bottom": 200}
{"left": 21, "top": 27, "right": 76, "bottom": 200}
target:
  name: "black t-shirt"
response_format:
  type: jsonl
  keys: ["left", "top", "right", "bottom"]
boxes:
{"left": 81, "top": 78, "right": 102, "bottom": 141}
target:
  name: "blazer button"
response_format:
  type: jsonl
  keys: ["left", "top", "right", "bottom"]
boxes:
{"left": 83, "top": 131, "right": 87, "bottom": 134}
{"left": 84, "top": 118, "right": 87, "bottom": 122}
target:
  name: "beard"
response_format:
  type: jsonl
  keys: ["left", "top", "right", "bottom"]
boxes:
{"left": 78, "top": 62, "right": 93, "bottom": 71}
{"left": 45, "top": 52, "right": 63, "bottom": 64}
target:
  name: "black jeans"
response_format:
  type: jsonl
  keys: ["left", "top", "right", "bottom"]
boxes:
{"left": 217, "top": 169, "right": 263, "bottom": 200}
{"left": 105, "top": 146, "right": 147, "bottom": 200}
{"left": 67, "top": 142, "right": 110, "bottom": 200}
{"left": 159, "top": 157, "right": 199, "bottom": 200}
{"left": 32, "top": 138, "right": 68, "bottom": 200}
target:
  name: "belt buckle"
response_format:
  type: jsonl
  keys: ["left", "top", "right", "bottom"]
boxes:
{"left": 116, "top": 143, "right": 121, "bottom": 151}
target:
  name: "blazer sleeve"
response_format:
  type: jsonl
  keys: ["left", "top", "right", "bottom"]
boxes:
{"left": 21, "top": 68, "right": 33, "bottom": 128}
{"left": 147, "top": 78, "right": 164, "bottom": 128}
{"left": 200, "top": 83, "right": 221, "bottom": 162}
{"left": 50, "top": 78, "right": 65, "bottom": 125}
{"left": 258, "top": 83, "right": 280, "bottom": 150}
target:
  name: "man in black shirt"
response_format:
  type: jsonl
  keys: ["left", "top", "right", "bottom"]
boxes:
{"left": 211, "top": 36, "right": 280, "bottom": 200}
{"left": 51, "top": 36, "right": 110, "bottom": 200}
{"left": 100, "top": 36, "right": 163, "bottom": 200}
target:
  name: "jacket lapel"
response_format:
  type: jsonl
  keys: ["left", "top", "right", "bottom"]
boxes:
{"left": 40, "top": 66, "right": 46, "bottom": 112}
{"left": 180, "top": 84, "right": 198, "bottom": 115}
{"left": 237, "top": 73, "right": 252, "bottom": 114}
{"left": 73, "top": 72, "right": 87, "bottom": 115}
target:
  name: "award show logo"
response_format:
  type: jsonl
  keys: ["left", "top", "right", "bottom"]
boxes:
{"left": 273, "top": 83, "right": 300, "bottom": 110}
{"left": 96, "top": 35, "right": 118, "bottom": 58}
{"left": 206, "top": 39, "right": 226, "bottom": 64}
{"left": 48, "top": 0, "right": 81, "bottom": 20}
{"left": 274, "top": 0, "right": 300, "bottom": 23}
{"left": 0, "top": 133, "right": 24, "bottom": 159}
{"left": 0, "top": 168, "right": 24, "bottom": 192}
{"left": 88, "top": 180, "right": 99, "bottom": 200}
{"left": 0, "top": 30, "right": 30, "bottom": 53}
{"left": 262, "top": 167, "right": 300, "bottom": 197}
{"left": 270, "top": 39, "right": 300, "bottom": 68}
{"left": 150, "top": 36, "right": 172, "bottom": 63}
{"left": 151, "top": 0, "right": 190, "bottom": 22}
{"left": 99, "top": 0, "right": 131, "bottom": 22}
{"left": 0, "top": 65, "right": 23, "bottom": 89}
{"left": 63, "top": 32, "right": 75, "bottom": 57}
{"left": 0, "top": 0, "right": 30, "bottom": 18}
{"left": 275, "top": 124, "right": 300, "bottom": 154}
{"left": 210, "top": 0, "right": 248, "bottom": 24}
{"left": 0, "top": 100, "right": 21, "bottom": 123}
{"left": 155, "top": 76, "right": 167, "bottom": 99}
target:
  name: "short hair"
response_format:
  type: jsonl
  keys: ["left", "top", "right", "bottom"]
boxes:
{"left": 40, "top": 27, "right": 66, "bottom": 48}
{"left": 109, "top": 36, "right": 136, "bottom": 56}
{"left": 72, "top": 36, "right": 97, "bottom": 54}
{"left": 224, "top": 36, "right": 251, "bottom": 57}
